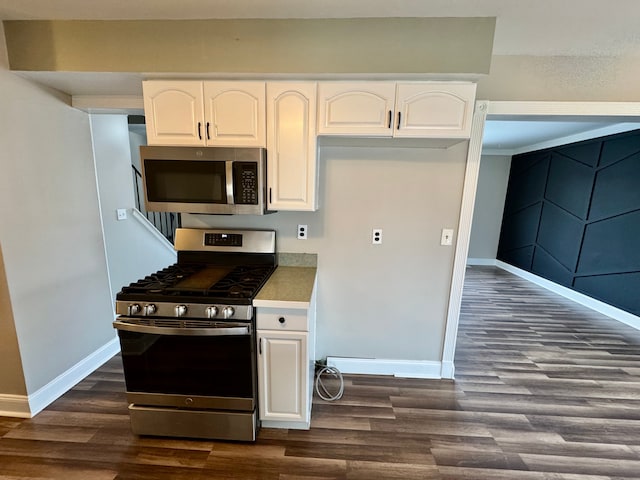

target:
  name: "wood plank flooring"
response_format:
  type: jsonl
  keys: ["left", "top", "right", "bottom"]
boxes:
{"left": 2, "top": 265, "right": 640, "bottom": 479}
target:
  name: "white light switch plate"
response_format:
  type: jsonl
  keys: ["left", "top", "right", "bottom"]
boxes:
{"left": 441, "top": 228, "right": 454, "bottom": 246}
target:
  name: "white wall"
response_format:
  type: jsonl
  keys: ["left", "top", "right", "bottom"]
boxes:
{"left": 467, "top": 155, "right": 511, "bottom": 261}
{"left": 90, "top": 114, "right": 176, "bottom": 302}
{"left": 0, "top": 69, "right": 115, "bottom": 399}
{"left": 184, "top": 140, "right": 468, "bottom": 362}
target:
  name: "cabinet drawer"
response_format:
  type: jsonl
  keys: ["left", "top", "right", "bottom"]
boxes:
{"left": 256, "top": 308, "right": 309, "bottom": 331}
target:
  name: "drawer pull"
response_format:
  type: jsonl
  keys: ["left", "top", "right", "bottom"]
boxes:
{"left": 278, "top": 317, "right": 286, "bottom": 324}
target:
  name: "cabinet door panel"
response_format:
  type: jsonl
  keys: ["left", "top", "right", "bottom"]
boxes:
{"left": 143, "top": 81, "right": 205, "bottom": 146}
{"left": 258, "top": 331, "right": 308, "bottom": 421}
{"left": 317, "top": 82, "right": 395, "bottom": 136}
{"left": 267, "top": 82, "right": 317, "bottom": 211}
{"left": 203, "top": 82, "right": 266, "bottom": 147}
{"left": 395, "top": 83, "right": 476, "bottom": 138}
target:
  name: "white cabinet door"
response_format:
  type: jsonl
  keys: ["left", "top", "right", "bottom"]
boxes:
{"left": 395, "top": 83, "right": 476, "bottom": 138}
{"left": 317, "top": 82, "right": 396, "bottom": 136}
{"left": 257, "top": 331, "right": 308, "bottom": 422}
{"left": 267, "top": 82, "right": 318, "bottom": 211}
{"left": 203, "top": 82, "right": 266, "bottom": 147}
{"left": 143, "top": 81, "right": 205, "bottom": 146}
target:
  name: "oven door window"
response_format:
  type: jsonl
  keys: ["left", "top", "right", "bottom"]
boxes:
{"left": 144, "top": 159, "right": 227, "bottom": 204}
{"left": 118, "top": 330, "right": 254, "bottom": 398}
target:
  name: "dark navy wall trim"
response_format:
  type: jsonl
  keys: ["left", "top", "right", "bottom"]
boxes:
{"left": 497, "top": 129, "right": 640, "bottom": 316}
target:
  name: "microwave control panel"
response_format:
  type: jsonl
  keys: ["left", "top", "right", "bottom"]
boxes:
{"left": 234, "top": 162, "right": 259, "bottom": 205}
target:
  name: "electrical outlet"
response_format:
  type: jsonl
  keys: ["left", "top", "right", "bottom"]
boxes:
{"left": 297, "top": 224, "right": 308, "bottom": 240}
{"left": 116, "top": 208, "right": 127, "bottom": 221}
{"left": 372, "top": 228, "right": 383, "bottom": 245}
{"left": 441, "top": 228, "right": 454, "bottom": 246}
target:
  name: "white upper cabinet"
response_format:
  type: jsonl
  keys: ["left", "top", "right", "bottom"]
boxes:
{"left": 395, "top": 83, "right": 476, "bottom": 138}
{"left": 317, "top": 82, "right": 396, "bottom": 136}
{"left": 143, "top": 81, "right": 205, "bottom": 146}
{"left": 266, "top": 82, "right": 318, "bottom": 211}
{"left": 317, "top": 81, "right": 476, "bottom": 138}
{"left": 143, "top": 80, "right": 266, "bottom": 147}
{"left": 203, "top": 82, "right": 266, "bottom": 147}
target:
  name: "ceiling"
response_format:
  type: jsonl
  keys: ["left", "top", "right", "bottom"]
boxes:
{"left": 3, "top": 0, "right": 640, "bottom": 152}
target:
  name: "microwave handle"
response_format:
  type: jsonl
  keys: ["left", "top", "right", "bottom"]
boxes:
{"left": 225, "top": 161, "right": 235, "bottom": 205}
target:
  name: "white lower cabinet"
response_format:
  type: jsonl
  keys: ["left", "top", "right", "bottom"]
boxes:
{"left": 256, "top": 303, "right": 316, "bottom": 429}
{"left": 258, "top": 330, "right": 308, "bottom": 423}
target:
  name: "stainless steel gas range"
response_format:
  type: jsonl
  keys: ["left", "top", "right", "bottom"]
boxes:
{"left": 113, "top": 228, "right": 277, "bottom": 441}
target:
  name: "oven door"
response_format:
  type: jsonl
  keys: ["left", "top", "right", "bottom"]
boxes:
{"left": 113, "top": 318, "right": 256, "bottom": 412}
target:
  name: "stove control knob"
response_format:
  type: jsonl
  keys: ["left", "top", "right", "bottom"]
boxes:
{"left": 128, "top": 304, "right": 141, "bottom": 315}
{"left": 222, "top": 306, "right": 235, "bottom": 319}
{"left": 143, "top": 304, "right": 157, "bottom": 316}
{"left": 205, "top": 306, "right": 219, "bottom": 319}
{"left": 175, "top": 305, "right": 188, "bottom": 317}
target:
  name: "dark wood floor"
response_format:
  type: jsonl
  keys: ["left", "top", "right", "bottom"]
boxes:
{"left": 2, "top": 266, "right": 640, "bottom": 479}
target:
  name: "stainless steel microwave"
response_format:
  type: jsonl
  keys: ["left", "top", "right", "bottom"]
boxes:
{"left": 140, "top": 146, "right": 271, "bottom": 215}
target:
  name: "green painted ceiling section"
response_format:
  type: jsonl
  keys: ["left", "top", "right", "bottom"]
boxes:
{"left": 3, "top": 17, "right": 495, "bottom": 75}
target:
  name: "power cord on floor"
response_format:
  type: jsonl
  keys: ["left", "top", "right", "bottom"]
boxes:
{"left": 314, "top": 360, "right": 344, "bottom": 401}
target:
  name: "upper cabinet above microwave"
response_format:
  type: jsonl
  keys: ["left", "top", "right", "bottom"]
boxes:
{"left": 317, "top": 82, "right": 476, "bottom": 138}
{"left": 142, "top": 81, "right": 266, "bottom": 147}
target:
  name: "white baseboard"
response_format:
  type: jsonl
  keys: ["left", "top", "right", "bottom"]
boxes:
{"left": 1, "top": 337, "right": 121, "bottom": 418}
{"left": 466, "top": 258, "right": 498, "bottom": 266}
{"left": 440, "top": 361, "right": 455, "bottom": 379}
{"left": 496, "top": 260, "right": 640, "bottom": 332}
{"left": 326, "top": 357, "right": 442, "bottom": 379}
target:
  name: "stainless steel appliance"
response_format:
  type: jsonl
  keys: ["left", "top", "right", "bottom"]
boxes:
{"left": 113, "top": 228, "right": 277, "bottom": 441}
{"left": 140, "top": 145, "right": 272, "bottom": 215}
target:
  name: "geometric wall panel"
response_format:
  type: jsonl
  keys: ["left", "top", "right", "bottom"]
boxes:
{"left": 589, "top": 152, "right": 640, "bottom": 221}
{"left": 574, "top": 272, "right": 640, "bottom": 316}
{"left": 503, "top": 156, "right": 549, "bottom": 214}
{"left": 577, "top": 210, "right": 640, "bottom": 274}
{"left": 545, "top": 153, "right": 594, "bottom": 218}
{"left": 499, "top": 203, "right": 542, "bottom": 251}
{"left": 537, "top": 202, "right": 584, "bottom": 271}
{"left": 509, "top": 150, "right": 549, "bottom": 176}
{"left": 497, "top": 128, "right": 640, "bottom": 317}
{"left": 500, "top": 245, "right": 535, "bottom": 271}
{"left": 555, "top": 139, "right": 601, "bottom": 167}
{"left": 532, "top": 247, "right": 574, "bottom": 287}
{"left": 599, "top": 131, "right": 640, "bottom": 168}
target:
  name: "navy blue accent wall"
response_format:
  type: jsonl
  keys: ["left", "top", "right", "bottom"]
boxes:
{"left": 497, "top": 129, "right": 640, "bottom": 316}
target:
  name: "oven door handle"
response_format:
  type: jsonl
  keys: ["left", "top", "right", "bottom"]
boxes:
{"left": 113, "top": 320, "right": 251, "bottom": 337}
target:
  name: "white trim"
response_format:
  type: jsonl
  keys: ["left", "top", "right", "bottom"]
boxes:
{"left": 487, "top": 101, "right": 640, "bottom": 118}
{"left": 0, "top": 394, "right": 31, "bottom": 418}
{"left": 466, "top": 258, "right": 498, "bottom": 266}
{"left": 326, "top": 357, "right": 442, "bottom": 379}
{"left": 26, "top": 337, "right": 120, "bottom": 417}
{"left": 440, "top": 101, "right": 488, "bottom": 380}
{"left": 495, "top": 261, "right": 640, "bottom": 332}
{"left": 131, "top": 208, "right": 177, "bottom": 255}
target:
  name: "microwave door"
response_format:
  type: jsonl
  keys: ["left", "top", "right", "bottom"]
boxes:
{"left": 143, "top": 159, "right": 230, "bottom": 211}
